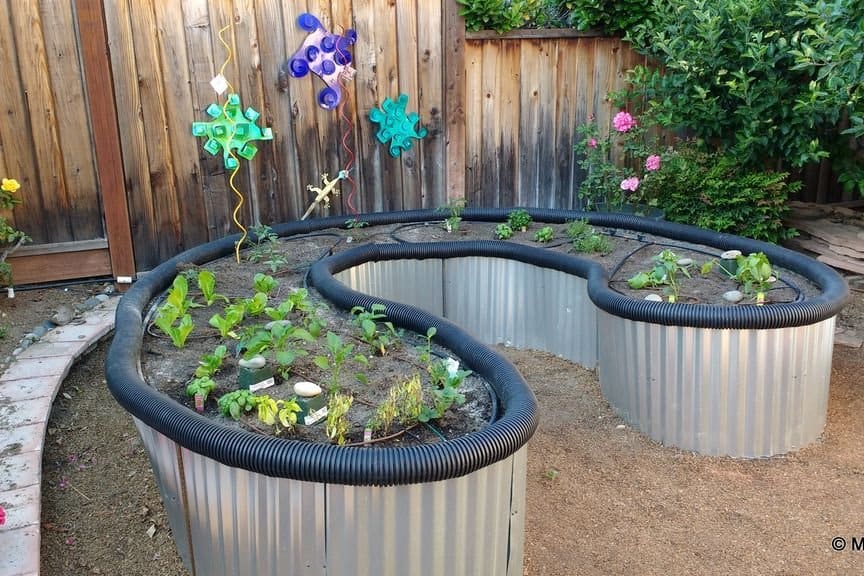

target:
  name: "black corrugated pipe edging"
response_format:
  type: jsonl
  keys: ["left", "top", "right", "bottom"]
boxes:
{"left": 107, "top": 208, "right": 848, "bottom": 486}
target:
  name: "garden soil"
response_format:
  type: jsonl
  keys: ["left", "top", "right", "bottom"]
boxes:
{"left": 0, "top": 274, "right": 858, "bottom": 575}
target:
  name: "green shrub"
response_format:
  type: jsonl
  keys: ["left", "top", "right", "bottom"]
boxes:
{"left": 652, "top": 143, "right": 800, "bottom": 243}
{"left": 623, "top": 0, "right": 864, "bottom": 195}
{"left": 456, "top": 0, "right": 544, "bottom": 33}
{"left": 564, "top": 0, "right": 655, "bottom": 34}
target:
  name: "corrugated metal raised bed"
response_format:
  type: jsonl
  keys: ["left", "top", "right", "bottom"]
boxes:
{"left": 106, "top": 208, "right": 848, "bottom": 575}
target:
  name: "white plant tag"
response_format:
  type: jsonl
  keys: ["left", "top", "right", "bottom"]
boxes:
{"left": 249, "top": 377, "right": 276, "bottom": 392}
{"left": 304, "top": 405, "right": 328, "bottom": 426}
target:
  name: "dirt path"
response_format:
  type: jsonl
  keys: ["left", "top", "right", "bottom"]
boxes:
{"left": 30, "top": 288, "right": 864, "bottom": 575}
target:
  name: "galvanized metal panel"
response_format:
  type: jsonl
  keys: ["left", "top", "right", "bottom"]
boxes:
{"left": 444, "top": 257, "right": 598, "bottom": 367}
{"left": 133, "top": 419, "right": 193, "bottom": 572}
{"left": 598, "top": 312, "right": 836, "bottom": 457}
{"left": 334, "top": 260, "right": 444, "bottom": 316}
{"left": 325, "top": 448, "right": 527, "bottom": 576}
{"left": 136, "top": 420, "right": 527, "bottom": 576}
{"left": 179, "top": 448, "right": 327, "bottom": 576}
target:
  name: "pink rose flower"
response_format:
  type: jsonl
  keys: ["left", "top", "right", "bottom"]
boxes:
{"left": 587, "top": 138, "right": 598, "bottom": 148}
{"left": 620, "top": 177, "right": 640, "bottom": 192}
{"left": 613, "top": 111, "right": 637, "bottom": 133}
{"left": 0, "top": 505, "right": 5, "bottom": 526}
{"left": 645, "top": 154, "right": 661, "bottom": 171}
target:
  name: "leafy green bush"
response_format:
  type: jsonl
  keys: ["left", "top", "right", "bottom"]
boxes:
{"left": 651, "top": 143, "right": 800, "bottom": 243}
{"left": 564, "top": 0, "right": 655, "bottom": 34}
{"left": 456, "top": 0, "right": 544, "bottom": 33}
{"left": 623, "top": 0, "right": 864, "bottom": 195}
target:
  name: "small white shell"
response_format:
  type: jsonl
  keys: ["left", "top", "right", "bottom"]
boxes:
{"left": 644, "top": 294, "right": 663, "bottom": 302}
{"left": 239, "top": 355, "right": 267, "bottom": 369}
{"left": 676, "top": 258, "right": 693, "bottom": 266}
{"left": 294, "top": 381, "right": 322, "bottom": 398}
{"left": 720, "top": 250, "right": 742, "bottom": 260}
{"left": 723, "top": 290, "right": 744, "bottom": 303}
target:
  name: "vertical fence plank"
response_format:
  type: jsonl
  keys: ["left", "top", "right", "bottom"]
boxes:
{"left": 0, "top": 0, "right": 40, "bottom": 237}
{"left": 10, "top": 0, "right": 72, "bottom": 242}
{"left": 351, "top": 0, "right": 383, "bottom": 211}
{"left": 464, "top": 41, "right": 482, "bottom": 207}
{"left": 417, "top": 0, "right": 444, "bottom": 209}
{"left": 370, "top": 0, "right": 400, "bottom": 211}
{"left": 129, "top": 0, "right": 185, "bottom": 263}
{"left": 152, "top": 0, "right": 209, "bottom": 251}
{"left": 496, "top": 41, "right": 520, "bottom": 208}
{"left": 479, "top": 40, "right": 500, "bottom": 208}
{"left": 103, "top": 0, "right": 161, "bottom": 270}
{"left": 41, "top": 0, "right": 101, "bottom": 240}
{"left": 76, "top": 0, "right": 135, "bottom": 281}
{"left": 443, "top": 0, "right": 465, "bottom": 201}
{"left": 256, "top": 0, "right": 301, "bottom": 223}
{"left": 395, "top": 0, "right": 422, "bottom": 209}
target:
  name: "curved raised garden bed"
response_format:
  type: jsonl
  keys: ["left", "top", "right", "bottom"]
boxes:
{"left": 106, "top": 208, "right": 848, "bottom": 576}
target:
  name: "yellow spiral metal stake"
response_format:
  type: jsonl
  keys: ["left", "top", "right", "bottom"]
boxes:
{"left": 216, "top": 24, "right": 247, "bottom": 263}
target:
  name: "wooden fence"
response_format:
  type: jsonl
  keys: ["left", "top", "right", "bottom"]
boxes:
{"left": 0, "top": 1, "right": 852, "bottom": 281}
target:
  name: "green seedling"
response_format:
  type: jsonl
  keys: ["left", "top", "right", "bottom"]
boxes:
{"left": 239, "top": 321, "right": 314, "bottom": 377}
{"left": 734, "top": 252, "right": 776, "bottom": 303}
{"left": 195, "top": 344, "right": 228, "bottom": 379}
{"left": 243, "top": 292, "right": 269, "bottom": 316}
{"left": 495, "top": 223, "right": 514, "bottom": 240}
{"left": 534, "top": 226, "right": 555, "bottom": 243}
{"left": 164, "top": 275, "right": 197, "bottom": 315}
{"left": 627, "top": 249, "right": 693, "bottom": 302}
{"left": 247, "top": 224, "right": 288, "bottom": 273}
{"left": 507, "top": 209, "right": 532, "bottom": 231}
{"left": 208, "top": 302, "right": 245, "bottom": 339}
{"left": 420, "top": 357, "right": 471, "bottom": 422}
{"left": 345, "top": 218, "right": 368, "bottom": 229}
{"left": 255, "top": 395, "right": 302, "bottom": 431}
{"left": 217, "top": 389, "right": 259, "bottom": 420}
{"left": 416, "top": 326, "right": 437, "bottom": 364}
{"left": 186, "top": 376, "right": 215, "bottom": 411}
{"left": 351, "top": 303, "right": 399, "bottom": 355}
{"left": 253, "top": 273, "right": 278, "bottom": 296}
{"left": 326, "top": 393, "right": 354, "bottom": 445}
{"left": 314, "top": 331, "right": 366, "bottom": 393}
{"left": 196, "top": 270, "right": 228, "bottom": 306}
{"left": 439, "top": 198, "right": 467, "bottom": 232}
{"left": 566, "top": 219, "right": 612, "bottom": 253}
{"left": 154, "top": 307, "right": 194, "bottom": 349}
{"left": 265, "top": 288, "right": 315, "bottom": 320}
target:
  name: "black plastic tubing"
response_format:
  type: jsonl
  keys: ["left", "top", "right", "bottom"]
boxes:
{"left": 106, "top": 207, "right": 848, "bottom": 485}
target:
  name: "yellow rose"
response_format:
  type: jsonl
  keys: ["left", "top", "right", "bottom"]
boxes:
{"left": 1, "top": 178, "right": 20, "bottom": 193}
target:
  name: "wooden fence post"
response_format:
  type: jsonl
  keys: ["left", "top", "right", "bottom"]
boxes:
{"left": 443, "top": 0, "right": 466, "bottom": 201}
{"left": 75, "top": 0, "right": 136, "bottom": 283}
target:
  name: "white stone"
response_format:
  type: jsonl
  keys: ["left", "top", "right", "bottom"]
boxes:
{"left": 676, "top": 258, "right": 693, "bottom": 266}
{"left": 644, "top": 294, "right": 663, "bottom": 302}
{"left": 239, "top": 355, "right": 266, "bottom": 369}
{"left": 720, "top": 250, "right": 742, "bottom": 260}
{"left": 723, "top": 290, "right": 744, "bottom": 303}
{"left": 294, "top": 381, "right": 322, "bottom": 398}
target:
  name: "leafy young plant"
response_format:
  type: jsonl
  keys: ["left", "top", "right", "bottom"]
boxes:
{"left": 567, "top": 219, "right": 613, "bottom": 254}
{"left": 154, "top": 307, "right": 194, "bottom": 348}
{"left": 195, "top": 345, "right": 227, "bottom": 379}
{"left": 186, "top": 376, "right": 215, "bottom": 406}
{"left": 239, "top": 321, "right": 314, "bottom": 377}
{"left": 247, "top": 223, "right": 288, "bottom": 272}
{"left": 326, "top": 393, "right": 354, "bottom": 445}
{"left": 369, "top": 375, "right": 424, "bottom": 435}
{"left": 255, "top": 395, "right": 302, "bottom": 431}
{"left": 534, "top": 226, "right": 554, "bottom": 243}
{"left": 420, "top": 357, "right": 471, "bottom": 422}
{"left": 733, "top": 252, "right": 776, "bottom": 302}
{"left": 208, "top": 302, "right": 245, "bottom": 339}
{"left": 495, "top": 223, "right": 514, "bottom": 240}
{"left": 439, "top": 198, "right": 467, "bottom": 232}
{"left": 253, "top": 273, "right": 278, "bottom": 296}
{"left": 416, "top": 326, "right": 437, "bottom": 364}
{"left": 351, "top": 303, "right": 399, "bottom": 355}
{"left": 507, "top": 209, "right": 532, "bottom": 231}
{"left": 627, "top": 249, "right": 693, "bottom": 302}
{"left": 314, "top": 331, "right": 366, "bottom": 393}
{"left": 217, "top": 389, "right": 259, "bottom": 420}
{"left": 195, "top": 270, "right": 228, "bottom": 306}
